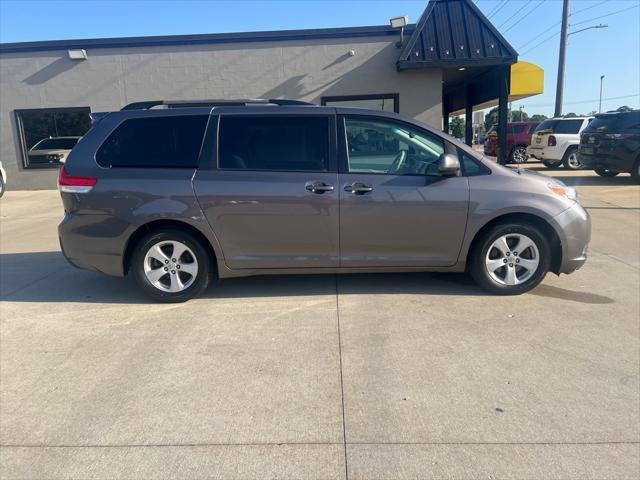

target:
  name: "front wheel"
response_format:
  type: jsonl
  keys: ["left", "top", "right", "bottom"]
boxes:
{"left": 563, "top": 148, "right": 582, "bottom": 170}
{"left": 469, "top": 223, "right": 551, "bottom": 295}
{"left": 131, "top": 228, "right": 213, "bottom": 302}
{"left": 543, "top": 160, "right": 562, "bottom": 169}
{"left": 594, "top": 167, "right": 619, "bottom": 178}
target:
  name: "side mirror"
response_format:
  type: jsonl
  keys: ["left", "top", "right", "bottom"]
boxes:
{"left": 438, "top": 153, "right": 461, "bottom": 176}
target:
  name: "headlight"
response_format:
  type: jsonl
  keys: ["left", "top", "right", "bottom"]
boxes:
{"left": 548, "top": 182, "right": 578, "bottom": 201}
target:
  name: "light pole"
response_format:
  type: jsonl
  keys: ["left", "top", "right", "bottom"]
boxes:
{"left": 599, "top": 75, "right": 605, "bottom": 113}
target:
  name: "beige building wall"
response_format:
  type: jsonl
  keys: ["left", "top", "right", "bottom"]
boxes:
{"left": 0, "top": 36, "right": 442, "bottom": 190}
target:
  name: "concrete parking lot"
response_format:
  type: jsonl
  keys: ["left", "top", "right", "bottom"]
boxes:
{"left": 1, "top": 166, "right": 639, "bottom": 479}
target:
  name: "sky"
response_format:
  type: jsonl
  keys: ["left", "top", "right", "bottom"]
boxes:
{"left": 0, "top": 0, "right": 638, "bottom": 117}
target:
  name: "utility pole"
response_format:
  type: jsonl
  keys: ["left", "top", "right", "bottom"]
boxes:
{"left": 554, "top": 0, "right": 570, "bottom": 117}
{"left": 599, "top": 75, "right": 605, "bottom": 113}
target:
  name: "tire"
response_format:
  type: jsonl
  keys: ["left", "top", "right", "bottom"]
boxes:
{"left": 594, "top": 167, "right": 619, "bottom": 178}
{"left": 542, "top": 160, "right": 562, "bottom": 169}
{"left": 562, "top": 147, "right": 582, "bottom": 170}
{"left": 131, "top": 228, "right": 213, "bottom": 303}
{"left": 469, "top": 222, "right": 551, "bottom": 295}
{"left": 509, "top": 145, "right": 529, "bottom": 164}
{"left": 0, "top": 176, "right": 4, "bottom": 198}
{"left": 631, "top": 159, "right": 640, "bottom": 183}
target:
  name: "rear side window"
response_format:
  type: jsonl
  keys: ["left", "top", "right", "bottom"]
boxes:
{"left": 218, "top": 116, "right": 329, "bottom": 171}
{"left": 96, "top": 115, "right": 208, "bottom": 168}
{"left": 553, "top": 119, "right": 584, "bottom": 134}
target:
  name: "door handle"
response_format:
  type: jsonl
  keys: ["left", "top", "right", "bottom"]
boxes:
{"left": 305, "top": 181, "right": 334, "bottom": 194}
{"left": 344, "top": 182, "right": 374, "bottom": 194}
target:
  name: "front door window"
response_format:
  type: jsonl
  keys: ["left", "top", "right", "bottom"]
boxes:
{"left": 344, "top": 117, "right": 445, "bottom": 176}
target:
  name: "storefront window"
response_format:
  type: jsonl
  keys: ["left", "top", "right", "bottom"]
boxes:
{"left": 15, "top": 107, "right": 91, "bottom": 169}
{"left": 321, "top": 94, "right": 398, "bottom": 113}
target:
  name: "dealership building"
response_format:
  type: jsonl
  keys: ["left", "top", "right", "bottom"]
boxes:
{"left": 0, "top": 0, "right": 542, "bottom": 190}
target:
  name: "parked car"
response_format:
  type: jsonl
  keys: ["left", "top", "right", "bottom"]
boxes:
{"left": 0, "top": 161, "right": 6, "bottom": 198}
{"left": 58, "top": 99, "right": 590, "bottom": 302}
{"left": 527, "top": 117, "right": 592, "bottom": 170}
{"left": 28, "top": 136, "right": 81, "bottom": 167}
{"left": 483, "top": 121, "right": 540, "bottom": 163}
{"left": 579, "top": 110, "right": 640, "bottom": 181}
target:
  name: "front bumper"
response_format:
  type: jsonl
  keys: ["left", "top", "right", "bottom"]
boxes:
{"left": 553, "top": 201, "right": 591, "bottom": 274}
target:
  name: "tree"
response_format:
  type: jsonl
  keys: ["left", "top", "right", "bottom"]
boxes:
{"left": 449, "top": 117, "right": 465, "bottom": 139}
{"left": 564, "top": 112, "right": 578, "bottom": 118}
{"left": 530, "top": 114, "right": 548, "bottom": 122}
{"left": 484, "top": 107, "right": 498, "bottom": 131}
{"left": 511, "top": 110, "right": 529, "bottom": 122}
{"left": 616, "top": 105, "right": 634, "bottom": 112}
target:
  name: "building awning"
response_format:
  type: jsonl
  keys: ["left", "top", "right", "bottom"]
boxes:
{"left": 448, "top": 60, "right": 544, "bottom": 115}
{"left": 397, "top": 0, "right": 517, "bottom": 70}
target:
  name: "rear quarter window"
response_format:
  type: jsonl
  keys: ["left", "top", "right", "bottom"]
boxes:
{"left": 553, "top": 119, "right": 584, "bottom": 134}
{"left": 96, "top": 115, "right": 209, "bottom": 168}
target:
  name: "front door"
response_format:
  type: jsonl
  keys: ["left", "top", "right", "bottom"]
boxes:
{"left": 193, "top": 113, "right": 339, "bottom": 269}
{"left": 338, "top": 115, "right": 469, "bottom": 267}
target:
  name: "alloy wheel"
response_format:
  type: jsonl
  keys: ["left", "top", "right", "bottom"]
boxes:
{"left": 512, "top": 146, "right": 528, "bottom": 163}
{"left": 143, "top": 240, "right": 198, "bottom": 292}
{"left": 485, "top": 233, "right": 540, "bottom": 286}
{"left": 566, "top": 152, "right": 582, "bottom": 169}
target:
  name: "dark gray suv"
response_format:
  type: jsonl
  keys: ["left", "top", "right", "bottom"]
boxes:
{"left": 58, "top": 99, "right": 591, "bottom": 302}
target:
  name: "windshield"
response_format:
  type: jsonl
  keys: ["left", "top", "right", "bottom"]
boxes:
{"left": 30, "top": 138, "right": 79, "bottom": 150}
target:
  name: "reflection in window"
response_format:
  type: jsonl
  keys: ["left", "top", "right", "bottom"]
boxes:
{"left": 322, "top": 94, "right": 398, "bottom": 113}
{"left": 16, "top": 108, "right": 90, "bottom": 169}
{"left": 344, "top": 117, "right": 445, "bottom": 176}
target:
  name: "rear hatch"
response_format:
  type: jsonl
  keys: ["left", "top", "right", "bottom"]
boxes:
{"left": 579, "top": 114, "right": 620, "bottom": 154}
{"left": 531, "top": 118, "right": 584, "bottom": 147}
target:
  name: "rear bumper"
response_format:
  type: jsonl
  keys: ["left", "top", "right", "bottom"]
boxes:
{"left": 553, "top": 202, "right": 591, "bottom": 274}
{"left": 527, "top": 145, "right": 564, "bottom": 162}
{"left": 58, "top": 212, "right": 129, "bottom": 277}
{"left": 579, "top": 152, "right": 635, "bottom": 172}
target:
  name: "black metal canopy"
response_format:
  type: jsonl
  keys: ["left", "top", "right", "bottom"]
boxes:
{"left": 397, "top": 0, "right": 517, "bottom": 70}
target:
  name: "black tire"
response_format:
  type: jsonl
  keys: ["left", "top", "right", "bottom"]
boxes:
{"left": 542, "top": 160, "right": 562, "bottom": 169}
{"left": 509, "top": 145, "right": 529, "bottom": 164}
{"left": 469, "top": 222, "right": 551, "bottom": 295}
{"left": 562, "top": 147, "right": 582, "bottom": 170}
{"left": 0, "top": 176, "right": 4, "bottom": 198}
{"left": 631, "top": 159, "right": 640, "bottom": 183}
{"left": 131, "top": 228, "right": 213, "bottom": 303}
{"left": 594, "top": 167, "right": 619, "bottom": 178}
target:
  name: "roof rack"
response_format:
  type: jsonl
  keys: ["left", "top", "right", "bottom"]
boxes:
{"left": 120, "top": 98, "right": 315, "bottom": 110}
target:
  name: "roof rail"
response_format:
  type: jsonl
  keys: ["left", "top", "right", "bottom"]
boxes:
{"left": 120, "top": 98, "right": 315, "bottom": 110}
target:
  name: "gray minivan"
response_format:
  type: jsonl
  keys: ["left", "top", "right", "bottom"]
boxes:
{"left": 58, "top": 99, "right": 590, "bottom": 302}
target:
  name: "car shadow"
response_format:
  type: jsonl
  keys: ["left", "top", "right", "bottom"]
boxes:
{"left": 0, "top": 251, "right": 614, "bottom": 305}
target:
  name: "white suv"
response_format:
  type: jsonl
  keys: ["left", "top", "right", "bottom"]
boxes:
{"left": 527, "top": 117, "right": 593, "bottom": 170}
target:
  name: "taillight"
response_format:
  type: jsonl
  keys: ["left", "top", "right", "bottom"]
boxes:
{"left": 548, "top": 135, "right": 557, "bottom": 146}
{"left": 58, "top": 165, "right": 97, "bottom": 193}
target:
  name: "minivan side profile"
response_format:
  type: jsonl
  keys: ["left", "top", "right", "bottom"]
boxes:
{"left": 58, "top": 99, "right": 591, "bottom": 302}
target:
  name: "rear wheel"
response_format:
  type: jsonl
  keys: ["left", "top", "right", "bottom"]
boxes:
{"left": 594, "top": 167, "right": 619, "bottom": 178}
{"left": 543, "top": 160, "right": 562, "bottom": 169}
{"left": 469, "top": 222, "right": 551, "bottom": 295}
{"left": 562, "top": 147, "right": 582, "bottom": 170}
{"left": 509, "top": 145, "right": 529, "bottom": 164}
{"left": 131, "top": 228, "right": 213, "bottom": 302}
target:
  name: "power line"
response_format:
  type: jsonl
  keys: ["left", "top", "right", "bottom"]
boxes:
{"left": 571, "top": 3, "right": 640, "bottom": 27}
{"left": 498, "top": 0, "right": 534, "bottom": 29}
{"left": 502, "top": 0, "right": 546, "bottom": 35}
{"left": 571, "top": 0, "right": 609, "bottom": 17}
{"left": 518, "top": 2, "right": 639, "bottom": 53}
{"left": 524, "top": 93, "right": 639, "bottom": 108}
{"left": 487, "top": 0, "right": 508, "bottom": 20}
{"left": 517, "top": 20, "right": 560, "bottom": 50}
{"left": 520, "top": 30, "right": 560, "bottom": 55}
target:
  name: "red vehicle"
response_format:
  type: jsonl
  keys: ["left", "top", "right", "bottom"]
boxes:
{"left": 484, "top": 121, "right": 540, "bottom": 163}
